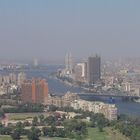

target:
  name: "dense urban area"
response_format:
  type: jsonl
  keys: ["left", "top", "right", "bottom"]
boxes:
{"left": 0, "top": 55, "right": 139, "bottom": 140}
{"left": 1, "top": 1, "right": 140, "bottom": 140}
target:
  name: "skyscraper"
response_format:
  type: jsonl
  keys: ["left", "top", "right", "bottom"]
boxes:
{"left": 74, "top": 63, "right": 87, "bottom": 82}
{"left": 33, "top": 58, "right": 39, "bottom": 67}
{"left": 65, "top": 53, "right": 74, "bottom": 75}
{"left": 87, "top": 55, "right": 101, "bottom": 84}
{"left": 21, "top": 78, "right": 49, "bottom": 103}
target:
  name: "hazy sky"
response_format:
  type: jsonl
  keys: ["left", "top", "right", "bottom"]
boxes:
{"left": 0, "top": 0, "right": 140, "bottom": 63}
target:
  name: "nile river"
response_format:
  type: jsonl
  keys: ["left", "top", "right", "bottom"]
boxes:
{"left": 1, "top": 65, "right": 140, "bottom": 116}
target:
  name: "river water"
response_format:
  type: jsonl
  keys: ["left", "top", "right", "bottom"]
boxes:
{"left": 1, "top": 65, "right": 140, "bottom": 116}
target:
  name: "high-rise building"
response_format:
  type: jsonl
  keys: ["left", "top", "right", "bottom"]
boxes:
{"left": 18, "top": 72, "right": 27, "bottom": 86}
{"left": 87, "top": 55, "right": 101, "bottom": 84}
{"left": 74, "top": 63, "right": 87, "bottom": 82}
{"left": 21, "top": 78, "right": 49, "bottom": 103}
{"left": 65, "top": 53, "right": 74, "bottom": 75}
{"left": 75, "top": 64, "right": 83, "bottom": 82}
{"left": 21, "top": 80, "right": 32, "bottom": 103}
{"left": 33, "top": 58, "right": 39, "bottom": 67}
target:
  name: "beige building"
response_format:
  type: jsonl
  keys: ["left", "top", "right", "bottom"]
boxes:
{"left": 47, "top": 92, "right": 80, "bottom": 107}
{"left": 62, "top": 92, "right": 80, "bottom": 101}
{"left": 74, "top": 63, "right": 87, "bottom": 83}
{"left": 47, "top": 92, "right": 118, "bottom": 121}
{"left": 122, "top": 82, "right": 140, "bottom": 96}
{"left": 47, "top": 96, "right": 71, "bottom": 108}
{"left": 9, "top": 73, "right": 17, "bottom": 84}
{"left": 71, "top": 99, "right": 117, "bottom": 121}
{"left": 18, "top": 72, "right": 27, "bottom": 86}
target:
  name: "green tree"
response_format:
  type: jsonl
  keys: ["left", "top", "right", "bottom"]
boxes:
{"left": 32, "top": 117, "right": 38, "bottom": 126}
{"left": 90, "top": 113, "right": 109, "bottom": 132}
{"left": 39, "top": 114, "right": 44, "bottom": 125}
{"left": 45, "top": 116, "right": 55, "bottom": 125}
{"left": 42, "top": 127, "right": 49, "bottom": 136}
{"left": 27, "top": 127, "right": 41, "bottom": 140}
{"left": 0, "top": 127, "right": 12, "bottom": 135}
{"left": 64, "top": 119, "right": 87, "bottom": 139}
{"left": 11, "top": 129, "right": 21, "bottom": 140}
{"left": 0, "top": 109, "right": 5, "bottom": 118}
{"left": 15, "top": 122, "right": 24, "bottom": 135}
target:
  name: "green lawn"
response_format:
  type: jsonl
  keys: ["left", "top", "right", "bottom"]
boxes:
{"left": 0, "top": 135, "right": 69, "bottom": 140}
{"left": 105, "top": 127, "right": 130, "bottom": 140}
{"left": 87, "top": 127, "right": 130, "bottom": 140}
{"left": 40, "top": 137, "right": 69, "bottom": 140}
{"left": 0, "top": 135, "right": 29, "bottom": 140}
{"left": 8, "top": 113, "right": 50, "bottom": 120}
{"left": 0, "top": 135, "right": 11, "bottom": 140}
{"left": 0, "top": 127, "right": 130, "bottom": 140}
{"left": 87, "top": 128, "right": 108, "bottom": 140}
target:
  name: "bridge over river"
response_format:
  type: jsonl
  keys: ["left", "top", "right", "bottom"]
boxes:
{"left": 77, "top": 92, "right": 140, "bottom": 99}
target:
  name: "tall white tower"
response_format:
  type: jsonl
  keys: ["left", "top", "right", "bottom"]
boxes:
{"left": 65, "top": 53, "right": 74, "bottom": 74}
{"left": 34, "top": 59, "right": 38, "bottom": 67}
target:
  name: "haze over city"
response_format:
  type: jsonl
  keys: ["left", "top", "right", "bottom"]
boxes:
{"left": 1, "top": 1, "right": 140, "bottom": 140}
{"left": 0, "top": 0, "right": 140, "bottom": 63}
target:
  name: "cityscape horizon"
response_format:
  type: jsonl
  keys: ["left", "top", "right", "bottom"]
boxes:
{"left": 0, "top": 1, "right": 140, "bottom": 140}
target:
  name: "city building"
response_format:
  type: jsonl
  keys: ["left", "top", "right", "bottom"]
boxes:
{"left": 9, "top": 73, "right": 17, "bottom": 84}
{"left": 18, "top": 72, "right": 27, "bottom": 86}
{"left": 3, "top": 75, "right": 10, "bottom": 84}
{"left": 33, "top": 58, "right": 39, "bottom": 67}
{"left": 87, "top": 55, "right": 101, "bottom": 84}
{"left": 47, "top": 96, "right": 71, "bottom": 108}
{"left": 74, "top": 63, "right": 87, "bottom": 82}
{"left": 47, "top": 92, "right": 117, "bottom": 121}
{"left": 21, "top": 78, "right": 49, "bottom": 103}
{"left": 71, "top": 99, "right": 117, "bottom": 121}
{"left": 65, "top": 53, "right": 74, "bottom": 75}
{"left": 47, "top": 92, "right": 79, "bottom": 107}
{"left": 0, "top": 75, "right": 2, "bottom": 85}
{"left": 62, "top": 92, "right": 80, "bottom": 101}
{"left": 122, "top": 82, "right": 140, "bottom": 96}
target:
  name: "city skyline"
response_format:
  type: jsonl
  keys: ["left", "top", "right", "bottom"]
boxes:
{"left": 0, "top": 0, "right": 140, "bottom": 63}
{"left": 0, "top": 1, "right": 140, "bottom": 140}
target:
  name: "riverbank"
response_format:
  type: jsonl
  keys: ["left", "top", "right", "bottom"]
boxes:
{"left": 0, "top": 66, "right": 140, "bottom": 116}
{"left": 50, "top": 74, "right": 98, "bottom": 93}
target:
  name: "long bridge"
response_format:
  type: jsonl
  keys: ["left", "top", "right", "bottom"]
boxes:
{"left": 77, "top": 92, "right": 140, "bottom": 99}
